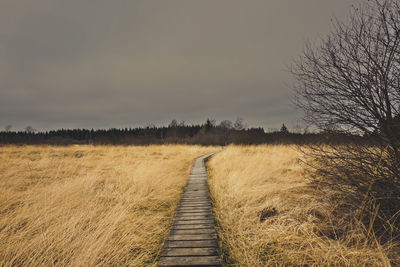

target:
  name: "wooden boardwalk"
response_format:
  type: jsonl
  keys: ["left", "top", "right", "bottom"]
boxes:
{"left": 159, "top": 153, "right": 221, "bottom": 267}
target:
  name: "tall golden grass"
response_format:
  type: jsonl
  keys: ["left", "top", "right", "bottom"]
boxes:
{"left": 0, "top": 145, "right": 214, "bottom": 266}
{"left": 207, "top": 145, "right": 393, "bottom": 266}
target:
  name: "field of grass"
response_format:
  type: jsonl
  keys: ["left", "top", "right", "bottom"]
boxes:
{"left": 1, "top": 144, "right": 396, "bottom": 266}
{"left": 207, "top": 145, "right": 393, "bottom": 266}
{"left": 0, "top": 145, "right": 214, "bottom": 266}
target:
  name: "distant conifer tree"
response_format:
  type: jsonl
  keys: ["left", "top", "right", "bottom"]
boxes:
{"left": 280, "top": 123, "right": 288, "bottom": 133}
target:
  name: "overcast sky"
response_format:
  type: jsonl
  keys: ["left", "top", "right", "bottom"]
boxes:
{"left": 0, "top": 0, "right": 363, "bottom": 131}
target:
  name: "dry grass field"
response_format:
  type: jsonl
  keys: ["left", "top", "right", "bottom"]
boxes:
{"left": 0, "top": 145, "right": 215, "bottom": 266}
{"left": 1, "top": 144, "right": 397, "bottom": 266}
{"left": 207, "top": 145, "right": 394, "bottom": 266}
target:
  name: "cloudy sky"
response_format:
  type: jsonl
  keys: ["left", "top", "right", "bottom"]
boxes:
{"left": 0, "top": 0, "right": 362, "bottom": 131}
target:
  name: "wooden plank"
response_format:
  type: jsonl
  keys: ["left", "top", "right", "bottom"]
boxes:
{"left": 179, "top": 201, "right": 210, "bottom": 204}
{"left": 177, "top": 206, "right": 211, "bottom": 209}
{"left": 180, "top": 198, "right": 209, "bottom": 201}
{"left": 184, "top": 189, "right": 208, "bottom": 192}
{"left": 176, "top": 208, "right": 211, "bottom": 211}
{"left": 180, "top": 194, "right": 209, "bottom": 197}
{"left": 173, "top": 219, "right": 214, "bottom": 225}
{"left": 161, "top": 247, "right": 218, "bottom": 257}
{"left": 176, "top": 213, "right": 212, "bottom": 218}
{"left": 171, "top": 229, "right": 216, "bottom": 235}
{"left": 180, "top": 199, "right": 210, "bottom": 202}
{"left": 174, "top": 218, "right": 213, "bottom": 222}
{"left": 177, "top": 206, "right": 211, "bottom": 210}
{"left": 176, "top": 209, "right": 212, "bottom": 213}
{"left": 181, "top": 194, "right": 208, "bottom": 196}
{"left": 164, "top": 240, "right": 218, "bottom": 248}
{"left": 172, "top": 224, "right": 215, "bottom": 230}
{"left": 178, "top": 207, "right": 211, "bottom": 210}
{"left": 177, "top": 207, "right": 211, "bottom": 212}
{"left": 180, "top": 198, "right": 210, "bottom": 201}
{"left": 158, "top": 256, "right": 221, "bottom": 266}
{"left": 178, "top": 206, "right": 212, "bottom": 210}
{"left": 180, "top": 196, "right": 209, "bottom": 199}
{"left": 180, "top": 202, "right": 210, "bottom": 205}
{"left": 181, "top": 196, "right": 209, "bottom": 199}
{"left": 179, "top": 204, "right": 211, "bottom": 208}
{"left": 181, "top": 194, "right": 209, "bottom": 196}
{"left": 182, "top": 189, "right": 208, "bottom": 192}
{"left": 167, "top": 234, "right": 217, "bottom": 241}
{"left": 180, "top": 195, "right": 209, "bottom": 198}
{"left": 179, "top": 202, "right": 210, "bottom": 206}
{"left": 181, "top": 195, "right": 209, "bottom": 198}
{"left": 175, "top": 213, "right": 213, "bottom": 217}
{"left": 174, "top": 215, "right": 213, "bottom": 220}
{"left": 174, "top": 218, "right": 212, "bottom": 222}
{"left": 178, "top": 207, "right": 211, "bottom": 211}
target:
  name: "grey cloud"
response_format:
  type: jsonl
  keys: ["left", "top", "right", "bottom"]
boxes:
{"left": 0, "top": 0, "right": 363, "bottom": 131}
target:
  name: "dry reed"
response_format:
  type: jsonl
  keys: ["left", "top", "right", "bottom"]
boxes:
{"left": 0, "top": 145, "right": 214, "bottom": 266}
{"left": 207, "top": 145, "right": 393, "bottom": 266}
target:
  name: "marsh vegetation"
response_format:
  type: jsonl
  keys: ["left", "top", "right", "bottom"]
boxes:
{"left": 0, "top": 145, "right": 214, "bottom": 266}
{"left": 208, "top": 145, "right": 397, "bottom": 266}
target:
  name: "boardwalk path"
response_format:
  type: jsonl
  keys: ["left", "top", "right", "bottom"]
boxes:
{"left": 158, "top": 153, "right": 221, "bottom": 267}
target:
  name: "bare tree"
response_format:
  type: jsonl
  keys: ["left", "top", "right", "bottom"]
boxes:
{"left": 292, "top": 123, "right": 302, "bottom": 134}
{"left": 168, "top": 119, "right": 178, "bottom": 127}
{"left": 25, "top": 126, "right": 35, "bottom": 134}
{"left": 146, "top": 123, "right": 156, "bottom": 128}
{"left": 219, "top": 120, "right": 233, "bottom": 129}
{"left": 218, "top": 120, "right": 233, "bottom": 145}
{"left": 292, "top": 0, "right": 400, "bottom": 234}
{"left": 233, "top": 117, "right": 245, "bottom": 131}
{"left": 205, "top": 119, "right": 216, "bottom": 130}
{"left": 294, "top": 0, "right": 400, "bottom": 136}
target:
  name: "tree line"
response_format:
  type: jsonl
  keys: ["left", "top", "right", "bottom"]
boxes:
{"left": 0, "top": 119, "right": 357, "bottom": 146}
